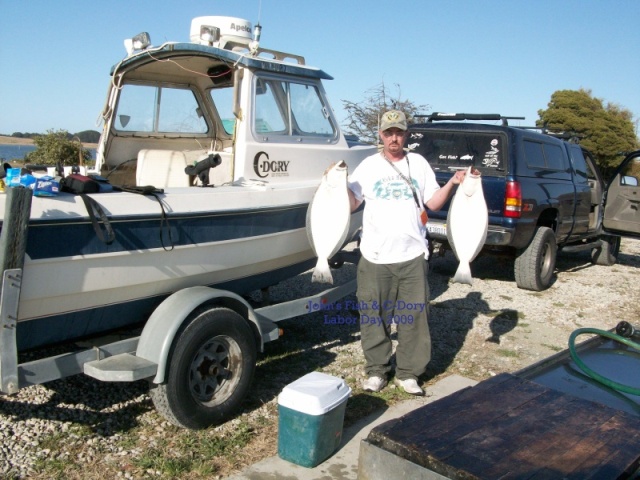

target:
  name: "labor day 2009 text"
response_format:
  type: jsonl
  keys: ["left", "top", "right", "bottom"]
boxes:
{"left": 307, "top": 299, "right": 427, "bottom": 326}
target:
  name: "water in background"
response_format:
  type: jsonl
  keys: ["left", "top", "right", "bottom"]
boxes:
{"left": 0, "top": 144, "right": 97, "bottom": 162}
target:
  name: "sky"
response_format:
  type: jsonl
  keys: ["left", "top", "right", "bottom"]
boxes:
{"left": 1, "top": 0, "right": 639, "bottom": 136}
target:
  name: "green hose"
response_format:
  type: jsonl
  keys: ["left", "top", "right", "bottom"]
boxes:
{"left": 568, "top": 327, "right": 640, "bottom": 396}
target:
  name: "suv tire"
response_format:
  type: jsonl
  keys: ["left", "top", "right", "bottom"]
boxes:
{"left": 514, "top": 227, "right": 557, "bottom": 291}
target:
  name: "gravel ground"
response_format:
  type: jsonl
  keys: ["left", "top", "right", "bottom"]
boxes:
{"left": 1, "top": 238, "right": 639, "bottom": 479}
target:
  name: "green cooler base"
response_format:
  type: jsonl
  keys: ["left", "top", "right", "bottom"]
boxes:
{"left": 277, "top": 400, "right": 347, "bottom": 468}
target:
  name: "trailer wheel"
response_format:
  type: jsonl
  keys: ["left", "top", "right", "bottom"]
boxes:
{"left": 591, "top": 234, "right": 620, "bottom": 266}
{"left": 514, "top": 226, "right": 557, "bottom": 291}
{"left": 149, "top": 306, "right": 257, "bottom": 429}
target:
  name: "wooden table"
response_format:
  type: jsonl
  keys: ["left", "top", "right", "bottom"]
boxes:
{"left": 360, "top": 373, "right": 640, "bottom": 479}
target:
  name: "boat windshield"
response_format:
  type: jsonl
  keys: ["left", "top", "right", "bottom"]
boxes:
{"left": 114, "top": 84, "right": 209, "bottom": 134}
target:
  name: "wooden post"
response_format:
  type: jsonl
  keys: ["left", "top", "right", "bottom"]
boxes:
{"left": 0, "top": 186, "right": 32, "bottom": 394}
{"left": 0, "top": 186, "right": 32, "bottom": 273}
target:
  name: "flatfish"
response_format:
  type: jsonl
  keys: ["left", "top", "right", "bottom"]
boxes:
{"left": 306, "top": 161, "right": 350, "bottom": 283}
{"left": 446, "top": 167, "right": 488, "bottom": 285}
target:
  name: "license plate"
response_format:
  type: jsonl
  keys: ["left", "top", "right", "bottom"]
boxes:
{"left": 427, "top": 223, "right": 447, "bottom": 236}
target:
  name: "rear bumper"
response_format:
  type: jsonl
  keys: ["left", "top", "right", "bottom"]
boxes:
{"left": 426, "top": 220, "right": 514, "bottom": 246}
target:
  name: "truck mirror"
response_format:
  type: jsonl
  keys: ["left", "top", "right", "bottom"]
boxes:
{"left": 621, "top": 175, "right": 638, "bottom": 186}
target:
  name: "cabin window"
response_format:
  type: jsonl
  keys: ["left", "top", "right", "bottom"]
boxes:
{"left": 255, "top": 80, "right": 287, "bottom": 134}
{"left": 114, "top": 84, "right": 208, "bottom": 134}
{"left": 209, "top": 87, "right": 236, "bottom": 135}
{"left": 253, "top": 76, "right": 336, "bottom": 142}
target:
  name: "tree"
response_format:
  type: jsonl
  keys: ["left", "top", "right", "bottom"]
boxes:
{"left": 75, "top": 130, "right": 101, "bottom": 143}
{"left": 537, "top": 89, "right": 639, "bottom": 179}
{"left": 341, "top": 81, "right": 428, "bottom": 144}
{"left": 24, "top": 129, "right": 92, "bottom": 167}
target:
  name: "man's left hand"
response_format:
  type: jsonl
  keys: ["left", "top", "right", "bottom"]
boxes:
{"left": 451, "top": 169, "right": 466, "bottom": 185}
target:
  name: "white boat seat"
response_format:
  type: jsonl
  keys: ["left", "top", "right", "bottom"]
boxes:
{"left": 136, "top": 149, "right": 191, "bottom": 188}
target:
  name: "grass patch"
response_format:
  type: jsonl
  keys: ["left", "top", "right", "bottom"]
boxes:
{"left": 542, "top": 343, "right": 563, "bottom": 352}
{"left": 182, "top": 423, "right": 254, "bottom": 458}
{"left": 33, "top": 456, "right": 69, "bottom": 479}
{"left": 135, "top": 450, "right": 198, "bottom": 477}
{"left": 131, "top": 421, "right": 254, "bottom": 477}
{"left": 497, "top": 349, "right": 518, "bottom": 358}
{"left": 33, "top": 426, "right": 97, "bottom": 477}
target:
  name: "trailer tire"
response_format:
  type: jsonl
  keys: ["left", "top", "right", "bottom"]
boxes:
{"left": 149, "top": 306, "right": 257, "bottom": 429}
{"left": 514, "top": 226, "right": 557, "bottom": 291}
{"left": 591, "top": 234, "right": 620, "bottom": 266}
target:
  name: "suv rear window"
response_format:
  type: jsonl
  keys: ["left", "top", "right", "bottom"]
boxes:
{"left": 407, "top": 130, "right": 506, "bottom": 176}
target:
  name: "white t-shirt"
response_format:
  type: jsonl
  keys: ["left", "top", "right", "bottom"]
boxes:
{"left": 349, "top": 152, "right": 440, "bottom": 264}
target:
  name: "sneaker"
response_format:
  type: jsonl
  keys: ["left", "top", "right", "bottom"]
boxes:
{"left": 394, "top": 377, "right": 425, "bottom": 396}
{"left": 362, "top": 376, "right": 387, "bottom": 392}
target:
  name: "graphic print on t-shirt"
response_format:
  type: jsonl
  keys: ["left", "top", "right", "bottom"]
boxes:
{"left": 372, "top": 176, "right": 419, "bottom": 201}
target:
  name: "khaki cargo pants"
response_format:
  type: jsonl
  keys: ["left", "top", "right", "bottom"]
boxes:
{"left": 356, "top": 254, "right": 431, "bottom": 381}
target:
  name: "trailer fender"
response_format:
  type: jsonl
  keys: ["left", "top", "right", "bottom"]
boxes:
{"left": 136, "top": 286, "right": 262, "bottom": 384}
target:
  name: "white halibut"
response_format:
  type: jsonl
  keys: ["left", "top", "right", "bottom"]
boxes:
{"left": 306, "top": 161, "right": 351, "bottom": 284}
{"left": 446, "top": 167, "right": 488, "bottom": 285}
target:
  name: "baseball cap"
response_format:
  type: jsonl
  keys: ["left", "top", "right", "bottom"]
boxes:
{"left": 380, "top": 110, "right": 407, "bottom": 131}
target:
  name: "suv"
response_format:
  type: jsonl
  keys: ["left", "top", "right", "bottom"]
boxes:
{"left": 407, "top": 113, "right": 640, "bottom": 290}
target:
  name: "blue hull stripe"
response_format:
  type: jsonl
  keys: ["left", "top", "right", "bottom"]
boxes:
{"left": 25, "top": 204, "right": 308, "bottom": 259}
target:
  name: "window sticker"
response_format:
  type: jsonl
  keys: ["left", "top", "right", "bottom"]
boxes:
{"left": 482, "top": 138, "right": 500, "bottom": 168}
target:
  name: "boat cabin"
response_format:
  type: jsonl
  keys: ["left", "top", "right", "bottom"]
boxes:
{"left": 96, "top": 16, "right": 372, "bottom": 189}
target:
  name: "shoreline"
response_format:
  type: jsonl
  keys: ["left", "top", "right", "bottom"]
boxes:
{"left": 0, "top": 136, "right": 34, "bottom": 145}
{"left": 0, "top": 135, "right": 98, "bottom": 148}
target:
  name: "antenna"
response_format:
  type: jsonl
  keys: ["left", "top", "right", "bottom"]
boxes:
{"left": 257, "top": 0, "right": 263, "bottom": 25}
{"left": 249, "top": 0, "right": 264, "bottom": 55}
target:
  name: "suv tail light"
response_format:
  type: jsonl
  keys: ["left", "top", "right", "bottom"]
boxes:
{"left": 505, "top": 181, "right": 522, "bottom": 218}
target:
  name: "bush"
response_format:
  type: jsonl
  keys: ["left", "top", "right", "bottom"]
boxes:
{"left": 23, "top": 129, "right": 92, "bottom": 167}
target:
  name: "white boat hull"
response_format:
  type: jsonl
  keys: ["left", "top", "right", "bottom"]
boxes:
{"left": 3, "top": 183, "right": 361, "bottom": 349}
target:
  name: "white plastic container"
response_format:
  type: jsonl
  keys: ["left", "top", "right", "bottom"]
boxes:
{"left": 277, "top": 372, "right": 351, "bottom": 467}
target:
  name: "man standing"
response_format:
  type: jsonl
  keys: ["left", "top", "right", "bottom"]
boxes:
{"left": 347, "top": 110, "right": 464, "bottom": 395}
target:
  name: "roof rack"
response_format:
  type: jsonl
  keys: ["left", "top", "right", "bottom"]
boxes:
{"left": 516, "top": 125, "right": 585, "bottom": 143}
{"left": 414, "top": 112, "right": 525, "bottom": 126}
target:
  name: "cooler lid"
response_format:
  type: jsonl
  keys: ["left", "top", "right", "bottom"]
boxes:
{"left": 278, "top": 372, "right": 351, "bottom": 415}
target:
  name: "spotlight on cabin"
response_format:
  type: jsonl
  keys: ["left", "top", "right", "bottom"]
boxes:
{"left": 124, "top": 32, "right": 151, "bottom": 56}
{"left": 199, "top": 25, "right": 220, "bottom": 46}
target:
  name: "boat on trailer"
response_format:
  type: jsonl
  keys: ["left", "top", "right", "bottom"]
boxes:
{"left": 2, "top": 16, "right": 374, "bottom": 351}
{"left": 0, "top": 16, "right": 374, "bottom": 428}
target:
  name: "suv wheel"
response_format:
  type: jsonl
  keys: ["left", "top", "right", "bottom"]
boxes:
{"left": 514, "top": 227, "right": 557, "bottom": 291}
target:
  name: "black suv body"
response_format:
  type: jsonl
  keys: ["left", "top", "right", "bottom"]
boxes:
{"left": 407, "top": 113, "right": 640, "bottom": 290}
